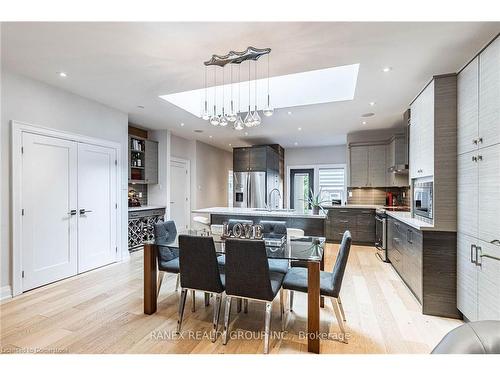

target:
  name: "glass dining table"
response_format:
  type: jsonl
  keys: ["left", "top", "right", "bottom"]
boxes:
{"left": 143, "top": 230, "right": 326, "bottom": 354}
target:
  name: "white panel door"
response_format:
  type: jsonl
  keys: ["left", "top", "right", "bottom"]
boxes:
{"left": 457, "top": 233, "right": 478, "bottom": 321}
{"left": 77, "top": 143, "right": 117, "bottom": 273}
{"left": 170, "top": 159, "right": 189, "bottom": 231}
{"left": 21, "top": 133, "right": 78, "bottom": 291}
{"left": 457, "top": 151, "right": 478, "bottom": 238}
{"left": 478, "top": 144, "right": 500, "bottom": 244}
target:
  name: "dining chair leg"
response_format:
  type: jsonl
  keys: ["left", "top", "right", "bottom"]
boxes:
{"left": 236, "top": 298, "right": 242, "bottom": 313}
{"left": 222, "top": 296, "right": 232, "bottom": 345}
{"left": 279, "top": 289, "right": 285, "bottom": 332}
{"left": 191, "top": 290, "right": 196, "bottom": 312}
{"left": 177, "top": 288, "right": 188, "bottom": 333}
{"left": 330, "top": 297, "right": 347, "bottom": 343}
{"left": 243, "top": 299, "right": 248, "bottom": 313}
{"left": 175, "top": 274, "right": 180, "bottom": 292}
{"left": 337, "top": 295, "right": 346, "bottom": 322}
{"left": 157, "top": 271, "right": 165, "bottom": 296}
{"left": 289, "top": 290, "right": 294, "bottom": 312}
{"left": 211, "top": 294, "right": 222, "bottom": 343}
{"left": 205, "top": 292, "right": 210, "bottom": 307}
{"left": 264, "top": 302, "right": 272, "bottom": 354}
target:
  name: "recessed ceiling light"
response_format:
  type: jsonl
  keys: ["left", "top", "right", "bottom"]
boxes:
{"left": 244, "top": 132, "right": 248, "bottom": 136}
{"left": 209, "top": 135, "right": 213, "bottom": 139}
{"left": 288, "top": 111, "right": 292, "bottom": 115}
{"left": 382, "top": 67, "right": 392, "bottom": 73}
{"left": 369, "top": 102, "right": 376, "bottom": 106}
{"left": 298, "top": 127, "right": 302, "bottom": 131}
{"left": 294, "top": 142, "right": 298, "bottom": 146}
{"left": 229, "top": 143, "right": 232, "bottom": 146}
{"left": 137, "top": 105, "right": 145, "bottom": 109}
{"left": 180, "top": 122, "right": 185, "bottom": 127}
{"left": 361, "top": 112, "right": 375, "bottom": 118}
{"left": 362, "top": 121, "right": 367, "bottom": 125}
{"left": 58, "top": 72, "right": 67, "bottom": 78}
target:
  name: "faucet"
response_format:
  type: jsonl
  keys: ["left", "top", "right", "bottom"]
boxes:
{"left": 267, "top": 188, "right": 282, "bottom": 211}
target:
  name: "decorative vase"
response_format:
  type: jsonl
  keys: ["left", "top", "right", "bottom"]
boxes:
{"left": 312, "top": 206, "right": 320, "bottom": 215}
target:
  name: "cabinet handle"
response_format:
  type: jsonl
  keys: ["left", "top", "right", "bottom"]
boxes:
{"left": 472, "top": 155, "right": 477, "bottom": 162}
{"left": 471, "top": 244, "right": 476, "bottom": 264}
{"left": 473, "top": 138, "right": 478, "bottom": 145}
{"left": 478, "top": 137, "right": 483, "bottom": 144}
{"left": 476, "top": 246, "right": 482, "bottom": 266}
{"left": 68, "top": 209, "right": 77, "bottom": 216}
{"left": 480, "top": 253, "right": 500, "bottom": 263}
{"left": 477, "top": 155, "right": 483, "bottom": 161}
{"left": 490, "top": 239, "right": 500, "bottom": 246}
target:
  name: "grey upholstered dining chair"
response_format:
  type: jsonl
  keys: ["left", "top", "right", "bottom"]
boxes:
{"left": 282, "top": 230, "right": 352, "bottom": 343}
{"left": 177, "top": 235, "right": 225, "bottom": 342}
{"left": 154, "top": 220, "right": 180, "bottom": 298}
{"left": 222, "top": 239, "right": 285, "bottom": 354}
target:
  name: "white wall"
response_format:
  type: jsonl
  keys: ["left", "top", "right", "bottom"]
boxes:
{"left": 285, "top": 145, "right": 347, "bottom": 168}
{"left": 0, "top": 69, "right": 129, "bottom": 292}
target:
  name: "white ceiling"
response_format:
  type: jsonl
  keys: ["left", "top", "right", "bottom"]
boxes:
{"left": 2, "top": 22, "right": 499, "bottom": 151}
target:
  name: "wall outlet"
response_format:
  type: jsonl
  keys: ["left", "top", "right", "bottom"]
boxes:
{"left": 138, "top": 192, "right": 143, "bottom": 198}
{"left": 348, "top": 191, "right": 353, "bottom": 198}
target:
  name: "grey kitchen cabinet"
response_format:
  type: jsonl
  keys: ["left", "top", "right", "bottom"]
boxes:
{"left": 368, "top": 145, "right": 387, "bottom": 187}
{"left": 478, "top": 144, "right": 500, "bottom": 243}
{"left": 233, "top": 146, "right": 278, "bottom": 172}
{"left": 385, "top": 134, "right": 409, "bottom": 187}
{"left": 349, "top": 146, "right": 369, "bottom": 187}
{"left": 325, "top": 208, "right": 375, "bottom": 243}
{"left": 457, "top": 151, "right": 479, "bottom": 238}
{"left": 349, "top": 144, "right": 387, "bottom": 187}
{"left": 457, "top": 56, "right": 479, "bottom": 155}
{"left": 479, "top": 36, "right": 500, "bottom": 149}
{"left": 410, "top": 80, "right": 434, "bottom": 179}
{"left": 249, "top": 146, "right": 267, "bottom": 171}
{"left": 144, "top": 140, "right": 158, "bottom": 184}
{"left": 233, "top": 147, "right": 250, "bottom": 172}
{"left": 477, "top": 238, "right": 500, "bottom": 320}
{"left": 457, "top": 233, "right": 478, "bottom": 321}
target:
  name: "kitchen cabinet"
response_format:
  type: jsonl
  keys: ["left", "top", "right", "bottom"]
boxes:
{"left": 457, "top": 151, "right": 479, "bottom": 238}
{"left": 457, "top": 233, "right": 478, "bottom": 321}
{"left": 349, "top": 144, "right": 387, "bottom": 187}
{"left": 477, "top": 238, "right": 500, "bottom": 320}
{"left": 128, "top": 207, "right": 165, "bottom": 250}
{"left": 410, "top": 80, "right": 434, "bottom": 179}
{"left": 479, "top": 37, "right": 500, "bottom": 149}
{"left": 144, "top": 140, "right": 158, "bottom": 184}
{"left": 325, "top": 208, "right": 375, "bottom": 243}
{"left": 233, "top": 146, "right": 278, "bottom": 172}
{"left": 385, "top": 134, "right": 409, "bottom": 187}
{"left": 457, "top": 56, "right": 479, "bottom": 155}
{"left": 478, "top": 144, "right": 500, "bottom": 244}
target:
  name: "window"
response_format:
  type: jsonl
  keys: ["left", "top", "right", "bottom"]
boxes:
{"left": 318, "top": 167, "right": 346, "bottom": 204}
{"left": 228, "top": 170, "right": 233, "bottom": 207}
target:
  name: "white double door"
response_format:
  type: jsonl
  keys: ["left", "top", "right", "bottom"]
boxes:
{"left": 21, "top": 132, "right": 118, "bottom": 291}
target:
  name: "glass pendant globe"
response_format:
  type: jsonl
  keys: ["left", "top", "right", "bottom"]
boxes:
{"left": 252, "top": 108, "right": 261, "bottom": 126}
{"left": 263, "top": 106, "right": 274, "bottom": 117}
{"left": 202, "top": 112, "right": 210, "bottom": 121}
{"left": 244, "top": 111, "right": 254, "bottom": 127}
{"left": 219, "top": 114, "right": 228, "bottom": 127}
{"left": 209, "top": 115, "right": 219, "bottom": 126}
{"left": 227, "top": 112, "right": 237, "bottom": 122}
{"left": 233, "top": 116, "right": 244, "bottom": 130}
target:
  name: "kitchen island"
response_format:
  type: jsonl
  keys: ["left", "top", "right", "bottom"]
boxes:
{"left": 192, "top": 207, "right": 326, "bottom": 236}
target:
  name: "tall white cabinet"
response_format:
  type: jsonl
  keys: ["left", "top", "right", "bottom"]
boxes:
{"left": 457, "top": 36, "right": 500, "bottom": 321}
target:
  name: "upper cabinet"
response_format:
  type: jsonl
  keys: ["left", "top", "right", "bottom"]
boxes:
{"left": 349, "top": 144, "right": 387, "bottom": 187}
{"left": 409, "top": 80, "right": 435, "bottom": 179}
{"left": 233, "top": 146, "right": 279, "bottom": 172}
{"left": 144, "top": 140, "right": 158, "bottom": 184}
{"left": 349, "top": 145, "right": 369, "bottom": 187}
{"left": 458, "top": 37, "right": 500, "bottom": 155}
{"left": 479, "top": 37, "right": 500, "bottom": 149}
{"left": 128, "top": 126, "right": 159, "bottom": 184}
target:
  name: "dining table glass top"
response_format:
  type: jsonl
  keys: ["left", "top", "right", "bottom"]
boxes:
{"left": 160, "top": 229, "right": 325, "bottom": 262}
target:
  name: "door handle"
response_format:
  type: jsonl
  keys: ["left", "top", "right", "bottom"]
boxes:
{"left": 490, "top": 239, "right": 500, "bottom": 246}
{"left": 69, "top": 209, "right": 77, "bottom": 216}
{"left": 79, "top": 209, "right": 93, "bottom": 215}
{"left": 470, "top": 244, "right": 476, "bottom": 264}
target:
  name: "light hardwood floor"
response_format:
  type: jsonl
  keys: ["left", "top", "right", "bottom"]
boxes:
{"left": 0, "top": 244, "right": 462, "bottom": 354}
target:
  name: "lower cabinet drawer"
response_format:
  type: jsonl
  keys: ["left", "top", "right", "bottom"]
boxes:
{"left": 390, "top": 248, "right": 403, "bottom": 275}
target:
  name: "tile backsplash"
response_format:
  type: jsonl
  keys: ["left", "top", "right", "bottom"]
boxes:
{"left": 347, "top": 187, "right": 410, "bottom": 206}
{"left": 128, "top": 184, "right": 148, "bottom": 206}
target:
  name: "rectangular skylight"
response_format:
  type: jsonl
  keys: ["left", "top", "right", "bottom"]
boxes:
{"left": 159, "top": 63, "right": 359, "bottom": 117}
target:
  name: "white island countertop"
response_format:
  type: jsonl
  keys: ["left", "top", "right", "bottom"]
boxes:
{"left": 385, "top": 211, "right": 434, "bottom": 231}
{"left": 192, "top": 207, "right": 327, "bottom": 219}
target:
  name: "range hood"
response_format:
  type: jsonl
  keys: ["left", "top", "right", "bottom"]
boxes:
{"left": 387, "top": 131, "right": 409, "bottom": 174}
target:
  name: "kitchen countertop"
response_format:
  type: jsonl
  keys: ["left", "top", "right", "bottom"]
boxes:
{"left": 128, "top": 205, "right": 166, "bottom": 212}
{"left": 324, "top": 204, "right": 382, "bottom": 210}
{"left": 385, "top": 211, "right": 434, "bottom": 231}
{"left": 192, "top": 207, "right": 327, "bottom": 219}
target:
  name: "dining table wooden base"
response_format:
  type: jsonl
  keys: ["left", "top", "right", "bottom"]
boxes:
{"left": 307, "top": 260, "right": 321, "bottom": 354}
{"left": 144, "top": 243, "right": 158, "bottom": 315}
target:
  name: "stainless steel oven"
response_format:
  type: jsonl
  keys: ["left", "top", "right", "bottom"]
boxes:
{"left": 375, "top": 209, "right": 388, "bottom": 262}
{"left": 413, "top": 181, "right": 433, "bottom": 220}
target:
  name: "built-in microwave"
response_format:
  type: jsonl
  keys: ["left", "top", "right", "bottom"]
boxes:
{"left": 413, "top": 180, "right": 433, "bottom": 220}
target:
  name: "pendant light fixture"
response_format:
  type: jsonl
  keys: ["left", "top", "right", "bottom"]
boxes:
{"left": 219, "top": 65, "right": 228, "bottom": 127}
{"left": 244, "top": 60, "right": 254, "bottom": 127}
{"left": 202, "top": 66, "right": 210, "bottom": 120}
{"left": 263, "top": 53, "right": 274, "bottom": 117}
{"left": 228, "top": 64, "right": 237, "bottom": 122}
{"left": 209, "top": 66, "right": 220, "bottom": 126}
{"left": 234, "top": 64, "right": 244, "bottom": 130}
{"left": 252, "top": 60, "right": 262, "bottom": 126}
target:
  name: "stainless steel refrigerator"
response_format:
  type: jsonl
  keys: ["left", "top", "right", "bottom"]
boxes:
{"left": 233, "top": 171, "right": 267, "bottom": 208}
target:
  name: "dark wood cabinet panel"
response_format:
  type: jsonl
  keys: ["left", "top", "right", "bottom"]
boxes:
{"left": 233, "top": 148, "right": 250, "bottom": 172}
{"left": 249, "top": 146, "right": 267, "bottom": 171}
{"left": 325, "top": 208, "right": 375, "bottom": 244}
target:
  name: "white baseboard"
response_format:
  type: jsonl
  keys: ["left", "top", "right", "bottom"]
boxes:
{"left": 0, "top": 285, "right": 13, "bottom": 301}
